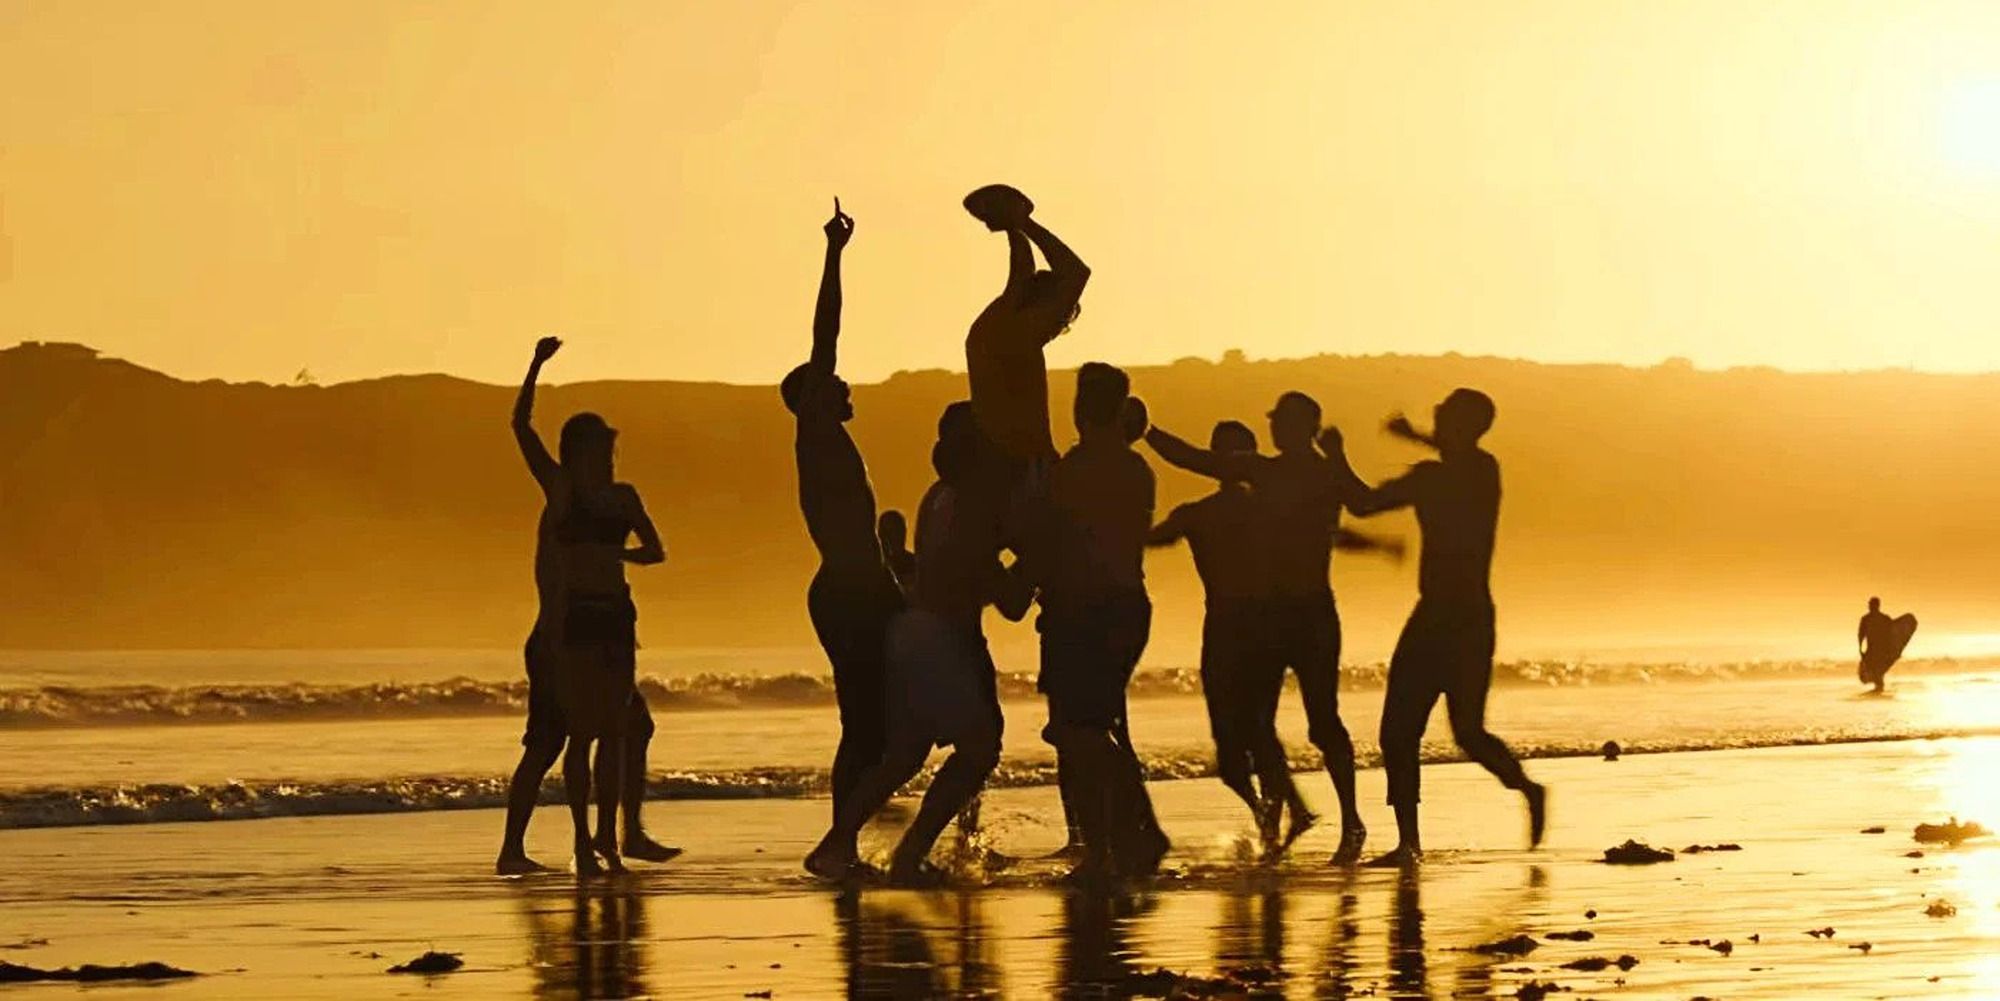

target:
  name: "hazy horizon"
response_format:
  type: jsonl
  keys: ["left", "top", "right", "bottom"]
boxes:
{"left": 11, "top": 1, "right": 2000, "bottom": 387}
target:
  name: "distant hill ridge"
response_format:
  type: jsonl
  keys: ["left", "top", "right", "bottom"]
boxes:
{"left": 3, "top": 339, "right": 1993, "bottom": 660}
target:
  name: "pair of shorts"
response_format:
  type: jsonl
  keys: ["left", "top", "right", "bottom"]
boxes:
{"left": 561, "top": 590, "right": 637, "bottom": 649}
{"left": 1198, "top": 600, "right": 1277, "bottom": 754}
{"left": 884, "top": 609, "right": 1002, "bottom": 753}
{"left": 520, "top": 629, "right": 655, "bottom": 749}
{"left": 1037, "top": 592, "right": 1153, "bottom": 733}
{"left": 807, "top": 567, "right": 904, "bottom": 734}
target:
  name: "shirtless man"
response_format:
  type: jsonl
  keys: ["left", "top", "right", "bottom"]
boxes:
{"left": 1040, "top": 364, "right": 1166, "bottom": 878}
{"left": 960, "top": 184, "right": 1089, "bottom": 480}
{"left": 1145, "top": 391, "right": 1373, "bottom": 863}
{"left": 1327, "top": 390, "right": 1545, "bottom": 868}
{"left": 805, "top": 402, "right": 1030, "bottom": 884}
{"left": 781, "top": 201, "right": 907, "bottom": 858}
{"left": 495, "top": 337, "right": 678, "bottom": 875}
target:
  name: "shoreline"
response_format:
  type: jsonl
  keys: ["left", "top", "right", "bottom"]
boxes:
{"left": 2, "top": 738, "right": 1996, "bottom": 998}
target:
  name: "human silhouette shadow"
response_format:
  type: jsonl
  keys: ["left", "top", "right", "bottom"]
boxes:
{"left": 1053, "top": 887, "right": 1156, "bottom": 1001}
{"left": 834, "top": 888, "right": 1000, "bottom": 999}
{"left": 515, "top": 879, "right": 652, "bottom": 1000}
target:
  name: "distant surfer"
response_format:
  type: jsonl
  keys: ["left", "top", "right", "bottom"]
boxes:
{"left": 1857, "top": 597, "right": 1917, "bottom": 694}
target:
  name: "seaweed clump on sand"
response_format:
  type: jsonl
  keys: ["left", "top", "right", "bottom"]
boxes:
{"left": 1472, "top": 934, "right": 1540, "bottom": 957}
{"left": 0, "top": 961, "right": 196, "bottom": 983}
{"left": 1913, "top": 818, "right": 1989, "bottom": 845}
{"left": 1601, "top": 840, "right": 1675, "bottom": 864}
{"left": 1114, "top": 966, "right": 1284, "bottom": 998}
{"left": 1682, "top": 843, "right": 1742, "bottom": 853}
{"left": 1560, "top": 955, "right": 1640, "bottom": 972}
{"left": 387, "top": 951, "right": 463, "bottom": 975}
{"left": 1544, "top": 930, "right": 1594, "bottom": 942}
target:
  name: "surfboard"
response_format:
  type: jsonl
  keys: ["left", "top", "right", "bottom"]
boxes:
{"left": 1860, "top": 613, "right": 1918, "bottom": 686}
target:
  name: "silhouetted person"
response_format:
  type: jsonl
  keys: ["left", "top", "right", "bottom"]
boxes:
{"left": 1329, "top": 389, "right": 1545, "bottom": 868}
{"left": 1857, "top": 596, "right": 1917, "bottom": 693}
{"left": 1147, "top": 421, "right": 1294, "bottom": 850}
{"left": 1040, "top": 365, "right": 1165, "bottom": 879}
{"left": 505, "top": 337, "right": 668, "bottom": 876}
{"left": 781, "top": 201, "right": 906, "bottom": 856}
{"left": 497, "top": 337, "right": 676, "bottom": 876}
{"left": 961, "top": 185, "right": 1089, "bottom": 477}
{"left": 805, "top": 402, "right": 1030, "bottom": 885}
{"left": 1145, "top": 391, "right": 1380, "bottom": 864}
{"left": 880, "top": 509, "right": 918, "bottom": 599}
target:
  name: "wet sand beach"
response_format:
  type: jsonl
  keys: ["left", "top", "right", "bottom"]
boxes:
{"left": 4, "top": 737, "right": 1997, "bottom": 999}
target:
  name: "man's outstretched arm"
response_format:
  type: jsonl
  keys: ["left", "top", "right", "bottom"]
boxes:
{"left": 1146, "top": 506, "right": 1195, "bottom": 548}
{"left": 808, "top": 199, "right": 854, "bottom": 373}
{"left": 1144, "top": 426, "right": 1263, "bottom": 484}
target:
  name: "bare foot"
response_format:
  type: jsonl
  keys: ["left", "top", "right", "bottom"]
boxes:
{"left": 804, "top": 837, "right": 860, "bottom": 881}
{"left": 623, "top": 832, "right": 684, "bottom": 863}
{"left": 1366, "top": 845, "right": 1420, "bottom": 869}
{"left": 500, "top": 852, "right": 556, "bottom": 876}
{"left": 1255, "top": 798, "right": 1284, "bottom": 855}
{"left": 1524, "top": 782, "right": 1547, "bottom": 848}
{"left": 589, "top": 832, "right": 626, "bottom": 874}
{"left": 1276, "top": 808, "right": 1320, "bottom": 859}
{"left": 1330, "top": 824, "right": 1367, "bottom": 866}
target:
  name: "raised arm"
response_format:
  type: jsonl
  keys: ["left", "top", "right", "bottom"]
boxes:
{"left": 1020, "top": 218, "right": 1089, "bottom": 295}
{"left": 808, "top": 199, "right": 854, "bottom": 374}
{"left": 513, "top": 337, "right": 563, "bottom": 490}
{"left": 621, "top": 485, "right": 666, "bottom": 566}
{"left": 1143, "top": 426, "right": 1265, "bottom": 484}
{"left": 1001, "top": 228, "right": 1035, "bottom": 298}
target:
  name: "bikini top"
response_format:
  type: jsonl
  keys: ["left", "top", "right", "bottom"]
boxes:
{"left": 554, "top": 491, "right": 629, "bottom": 546}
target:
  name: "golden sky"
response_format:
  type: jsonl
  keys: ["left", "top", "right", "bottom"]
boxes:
{"left": 5, "top": 0, "right": 2000, "bottom": 385}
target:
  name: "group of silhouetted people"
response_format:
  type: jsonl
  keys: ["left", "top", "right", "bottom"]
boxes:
{"left": 492, "top": 186, "right": 1546, "bottom": 881}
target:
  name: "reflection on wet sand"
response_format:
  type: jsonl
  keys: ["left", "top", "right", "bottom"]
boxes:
{"left": 516, "top": 879, "right": 652, "bottom": 1000}
{"left": 836, "top": 890, "right": 1002, "bottom": 999}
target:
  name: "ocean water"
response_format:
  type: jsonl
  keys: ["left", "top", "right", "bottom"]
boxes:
{"left": 1, "top": 650, "right": 1996, "bottom": 829}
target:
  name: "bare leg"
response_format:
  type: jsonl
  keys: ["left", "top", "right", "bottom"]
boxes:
{"left": 807, "top": 738, "right": 930, "bottom": 879}
{"left": 497, "top": 735, "right": 563, "bottom": 874}
{"left": 619, "top": 700, "right": 680, "bottom": 861}
{"left": 888, "top": 743, "right": 1001, "bottom": 884}
{"left": 590, "top": 733, "right": 626, "bottom": 872}
{"left": 564, "top": 739, "right": 602, "bottom": 877}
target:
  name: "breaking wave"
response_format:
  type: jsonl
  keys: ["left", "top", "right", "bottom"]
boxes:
{"left": 0, "top": 657, "right": 1977, "bottom": 729}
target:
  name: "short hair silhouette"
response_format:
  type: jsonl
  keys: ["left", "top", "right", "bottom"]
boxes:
{"left": 1439, "top": 388, "right": 1496, "bottom": 443}
{"left": 1268, "top": 390, "right": 1321, "bottom": 425}
{"left": 1869, "top": 596, "right": 1882, "bottom": 611}
{"left": 1211, "top": 420, "right": 1257, "bottom": 452}
{"left": 1075, "top": 362, "right": 1129, "bottom": 428}
{"left": 779, "top": 363, "right": 814, "bottom": 414}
